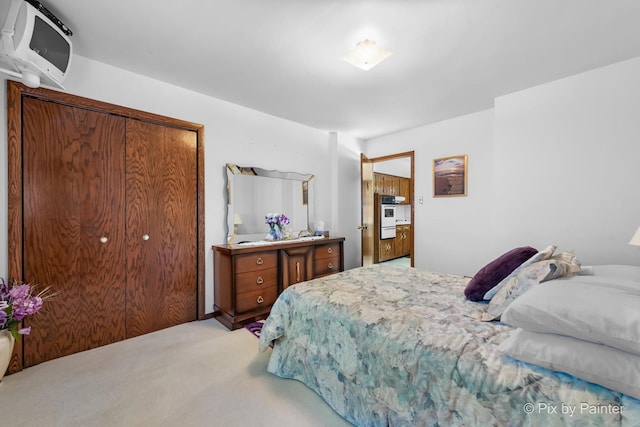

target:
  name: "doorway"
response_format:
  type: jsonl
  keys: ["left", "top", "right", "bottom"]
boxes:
{"left": 360, "top": 151, "right": 414, "bottom": 267}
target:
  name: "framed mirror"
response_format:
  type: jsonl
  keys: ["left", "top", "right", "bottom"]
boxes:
{"left": 225, "top": 163, "right": 315, "bottom": 243}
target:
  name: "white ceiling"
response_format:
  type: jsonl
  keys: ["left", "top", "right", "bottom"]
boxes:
{"left": 45, "top": 0, "right": 640, "bottom": 140}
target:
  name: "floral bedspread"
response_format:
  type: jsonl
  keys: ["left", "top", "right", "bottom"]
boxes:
{"left": 259, "top": 265, "right": 640, "bottom": 426}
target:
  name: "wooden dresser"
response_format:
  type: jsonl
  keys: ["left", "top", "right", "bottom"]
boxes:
{"left": 213, "top": 237, "right": 345, "bottom": 330}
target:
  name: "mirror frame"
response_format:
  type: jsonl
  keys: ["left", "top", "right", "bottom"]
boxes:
{"left": 225, "top": 163, "right": 315, "bottom": 243}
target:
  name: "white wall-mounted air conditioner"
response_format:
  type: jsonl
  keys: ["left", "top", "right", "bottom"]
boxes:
{"left": 0, "top": 0, "right": 72, "bottom": 89}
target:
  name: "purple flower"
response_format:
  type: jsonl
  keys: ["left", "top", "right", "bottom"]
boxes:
{"left": 1, "top": 279, "right": 53, "bottom": 339}
{"left": 0, "top": 308, "right": 7, "bottom": 328}
{"left": 278, "top": 214, "right": 290, "bottom": 226}
{"left": 8, "top": 283, "right": 30, "bottom": 300}
{"left": 265, "top": 213, "right": 280, "bottom": 225}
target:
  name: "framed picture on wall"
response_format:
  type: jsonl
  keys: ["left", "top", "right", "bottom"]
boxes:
{"left": 433, "top": 154, "right": 467, "bottom": 197}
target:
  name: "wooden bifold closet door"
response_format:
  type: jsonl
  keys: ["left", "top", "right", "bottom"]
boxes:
{"left": 22, "top": 98, "right": 128, "bottom": 365}
{"left": 12, "top": 86, "right": 202, "bottom": 369}
{"left": 125, "top": 119, "right": 197, "bottom": 338}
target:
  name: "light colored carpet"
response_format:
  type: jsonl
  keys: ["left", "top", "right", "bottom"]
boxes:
{"left": 0, "top": 319, "right": 352, "bottom": 427}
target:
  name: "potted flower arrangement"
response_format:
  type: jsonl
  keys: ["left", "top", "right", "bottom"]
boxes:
{"left": 265, "top": 213, "right": 290, "bottom": 240}
{"left": 1, "top": 278, "right": 53, "bottom": 380}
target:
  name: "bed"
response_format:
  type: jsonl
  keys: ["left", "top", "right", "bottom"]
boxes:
{"left": 258, "top": 259, "right": 640, "bottom": 426}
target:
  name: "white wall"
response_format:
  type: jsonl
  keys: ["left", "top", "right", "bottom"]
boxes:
{"left": 493, "top": 56, "right": 640, "bottom": 266}
{"left": 336, "top": 133, "right": 365, "bottom": 269}
{"left": 0, "top": 55, "right": 362, "bottom": 314}
{"left": 366, "top": 56, "right": 640, "bottom": 275}
{"left": 366, "top": 110, "right": 495, "bottom": 275}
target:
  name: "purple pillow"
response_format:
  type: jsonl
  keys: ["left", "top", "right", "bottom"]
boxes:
{"left": 464, "top": 246, "right": 538, "bottom": 301}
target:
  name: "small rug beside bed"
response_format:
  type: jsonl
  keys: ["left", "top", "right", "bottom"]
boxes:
{"left": 244, "top": 321, "right": 264, "bottom": 339}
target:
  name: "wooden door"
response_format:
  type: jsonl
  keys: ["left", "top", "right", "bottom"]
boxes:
{"left": 8, "top": 82, "right": 205, "bottom": 373}
{"left": 125, "top": 120, "right": 198, "bottom": 337}
{"left": 360, "top": 154, "right": 374, "bottom": 266}
{"left": 367, "top": 151, "right": 415, "bottom": 267}
{"left": 22, "top": 98, "right": 127, "bottom": 367}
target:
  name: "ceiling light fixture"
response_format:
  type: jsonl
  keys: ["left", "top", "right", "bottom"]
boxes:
{"left": 342, "top": 39, "right": 392, "bottom": 71}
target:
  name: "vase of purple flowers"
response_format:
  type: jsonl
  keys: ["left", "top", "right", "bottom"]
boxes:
{"left": 265, "top": 213, "right": 290, "bottom": 240}
{"left": 1, "top": 278, "right": 53, "bottom": 381}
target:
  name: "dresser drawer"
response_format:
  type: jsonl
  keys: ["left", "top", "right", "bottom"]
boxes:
{"left": 235, "top": 268, "right": 278, "bottom": 293}
{"left": 235, "top": 286, "right": 278, "bottom": 314}
{"left": 314, "top": 243, "right": 340, "bottom": 261}
{"left": 234, "top": 251, "right": 278, "bottom": 272}
{"left": 314, "top": 255, "right": 340, "bottom": 277}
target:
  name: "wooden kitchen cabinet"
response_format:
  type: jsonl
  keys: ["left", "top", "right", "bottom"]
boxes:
{"left": 395, "top": 224, "right": 411, "bottom": 257}
{"left": 378, "top": 239, "right": 396, "bottom": 262}
{"left": 374, "top": 172, "right": 409, "bottom": 203}
{"left": 375, "top": 172, "right": 398, "bottom": 195}
{"left": 398, "top": 177, "right": 410, "bottom": 203}
{"left": 384, "top": 175, "right": 399, "bottom": 195}
{"left": 213, "top": 237, "right": 345, "bottom": 330}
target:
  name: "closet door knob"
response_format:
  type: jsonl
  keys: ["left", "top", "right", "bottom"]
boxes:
{"left": 142, "top": 234, "right": 150, "bottom": 241}
{"left": 100, "top": 237, "right": 108, "bottom": 244}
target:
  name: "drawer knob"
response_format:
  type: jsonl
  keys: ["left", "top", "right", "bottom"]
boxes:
{"left": 256, "top": 257, "right": 264, "bottom": 265}
{"left": 257, "top": 296, "right": 264, "bottom": 304}
{"left": 327, "top": 247, "right": 333, "bottom": 254}
{"left": 327, "top": 263, "right": 333, "bottom": 270}
{"left": 256, "top": 276, "right": 264, "bottom": 285}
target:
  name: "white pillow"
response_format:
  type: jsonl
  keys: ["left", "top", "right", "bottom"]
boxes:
{"left": 501, "top": 279, "right": 640, "bottom": 355}
{"left": 592, "top": 264, "right": 640, "bottom": 280}
{"left": 587, "top": 265, "right": 640, "bottom": 289}
{"left": 499, "top": 329, "right": 640, "bottom": 400}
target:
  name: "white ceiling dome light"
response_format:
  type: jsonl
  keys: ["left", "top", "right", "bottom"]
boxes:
{"left": 342, "top": 39, "right": 392, "bottom": 71}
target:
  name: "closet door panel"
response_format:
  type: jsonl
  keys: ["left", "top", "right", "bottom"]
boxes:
{"left": 125, "top": 119, "right": 198, "bottom": 337}
{"left": 22, "top": 98, "right": 127, "bottom": 366}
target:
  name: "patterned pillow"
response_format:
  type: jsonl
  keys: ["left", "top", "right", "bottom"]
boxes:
{"left": 543, "top": 251, "right": 583, "bottom": 281}
{"left": 481, "top": 251, "right": 581, "bottom": 321}
{"left": 483, "top": 244, "right": 557, "bottom": 300}
{"left": 464, "top": 246, "right": 538, "bottom": 301}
